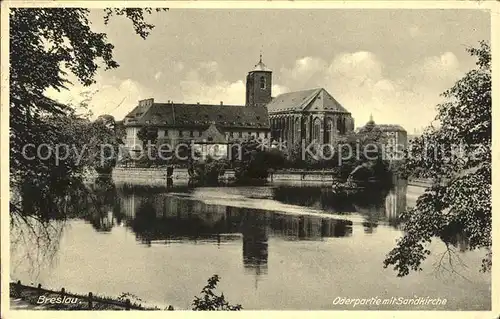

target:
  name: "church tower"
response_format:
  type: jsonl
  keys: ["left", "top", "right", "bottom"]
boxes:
{"left": 246, "top": 54, "right": 272, "bottom": 107}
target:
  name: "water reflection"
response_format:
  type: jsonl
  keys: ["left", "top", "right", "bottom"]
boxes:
{"left": 83, "top": 176, "right": 124, "bottom": 232}
{"left": 77, "top": 179, "right": 411, "bottom": 277}
{"left": 241, "top": 212, "right": 268, "bottom": 276}
{"left": 106, "top": 183, "right": 357, "bottom": 276}
{"left": 271, "top": 186, "right": 354, "bottom": 212}
{"left": 272, "top": 179, "right": 408, "bottom": 230}
{"left": 11, "top": 178, "right": 490, "bottom": 310}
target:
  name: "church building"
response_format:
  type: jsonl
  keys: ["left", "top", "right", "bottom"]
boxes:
{"left": 123, "top": 56, "right": 355, "bottom": 151}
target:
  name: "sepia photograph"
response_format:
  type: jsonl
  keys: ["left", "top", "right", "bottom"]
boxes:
{"left": 1, "top": 1, "right": 496, "bottom": 314}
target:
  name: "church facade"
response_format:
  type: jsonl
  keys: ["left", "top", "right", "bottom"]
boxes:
{"left": 245, "top": 57, "right": 355, "bottom": 147}
{"left": 123, "top": 56, "right": 355, "bottom": 151}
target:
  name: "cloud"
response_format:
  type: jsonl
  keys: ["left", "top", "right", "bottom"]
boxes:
{"left": 177, "top": 62, "right": 292, "bottom": 106}
{"left": 179, "top": 77, "right": 245, "bottom": 105}
{"left": 406, "top": 52, "right": 461, "bottom": 89}
{"left": 277, "top": 50, "right": 464, "bottom": 132}
{"left": 272, "top": 84, "right": 290, "bottom": 97}
{"left": 45, "top": 75, "right": 153, "bottom": 120}
{"left": 279, "top": 56, "right": 327, "bottom": 89}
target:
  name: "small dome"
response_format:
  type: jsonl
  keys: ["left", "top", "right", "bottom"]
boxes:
{"left": 253, "top": 54, "right": 271, "bottom": 72}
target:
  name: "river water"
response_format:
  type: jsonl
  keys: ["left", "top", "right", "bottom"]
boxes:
{"left": 10, "top": 179, "right": 491, "bottom": 310}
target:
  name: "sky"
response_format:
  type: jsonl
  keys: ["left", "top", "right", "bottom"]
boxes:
{"left": 46, "top": 8, "right": 490, "bottom": 133}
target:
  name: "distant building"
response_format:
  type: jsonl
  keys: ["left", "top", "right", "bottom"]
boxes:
{"left": 357, "top": 115, "right": 408, "bottom": 160}
{"left": 122, "top": 55, "right": 356, "bottom": 154}
{"left": 358, "top": 115, "right": 407, "bottom": 145}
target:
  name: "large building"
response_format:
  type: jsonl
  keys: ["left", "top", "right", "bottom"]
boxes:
{"left": 245, "top": 56, "right": 355, "bottom": 146}
{"left": 123, "top": 56, "right": 355, "bottom": 151}
{"left": 267, "top": 88, "right": 355, "bottom": 146}
{"left": 123, "top": 99, "right": 270, "bottom": 149}
{"left": 357, "top": 115, "right": 408, "bottom": 161}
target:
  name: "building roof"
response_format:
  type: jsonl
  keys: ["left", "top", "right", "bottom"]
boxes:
{"left": 376, "top": 124, "right": 407, "bottom": 132}
{"left": 356, "top": 115, "right": 406, "bottom": 133}
{"left": 357, "top": 122, "right": 407, "bottom": 134}
{"left": 124, "top": 100, "right": 270, "bottom": 129}
{"left": 266, "top": 88, "right": 350, "bottom": 114}
{"left": 251, "top": 54, "right": 272, "bottom": 72}
{"left": 198, "top": 123, "right": 227, "bottom": 143}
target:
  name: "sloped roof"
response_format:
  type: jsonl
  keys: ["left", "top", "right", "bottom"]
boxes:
{"left": 376, "top": 124, "right": 407, "bottom": 132}
{"left": 358, "top": 122, "right": 407, "bottom": 133}
{"left": 124, "top": 102, "right": 270, "bottom": 129}
{"left": 252, "top": 60, "right": 272, "bottom": 72}
{"left": 199, "top": 123, "right": 227, "bottom": 143}
{"left": 266, "top": 88, "right": 350, "bottom": 114}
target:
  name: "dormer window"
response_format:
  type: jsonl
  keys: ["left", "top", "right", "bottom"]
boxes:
{"left": 260, "top": 76, "right": 266, "bottom": 89}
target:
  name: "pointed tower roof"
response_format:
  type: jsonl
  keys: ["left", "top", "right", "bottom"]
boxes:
{"left": 252, "top": 53, "right": 272, "bottom": 72}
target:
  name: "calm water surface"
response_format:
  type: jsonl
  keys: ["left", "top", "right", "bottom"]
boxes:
{"left": 10, "top": 179, "right": 491, "bottom": 310}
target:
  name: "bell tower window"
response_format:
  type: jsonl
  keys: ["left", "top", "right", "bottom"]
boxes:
{"left": 260, "top": 76, "right": 266, "bottom": 89}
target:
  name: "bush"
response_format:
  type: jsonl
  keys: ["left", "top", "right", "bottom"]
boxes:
{"left": 192, "top": 275, "right": 242, "bottom": 311}
{"left": 231, "top": 138, "right": 286, "bottom": 181}
{"left": 190, "top": 158, "right": 229, "bottom": 184}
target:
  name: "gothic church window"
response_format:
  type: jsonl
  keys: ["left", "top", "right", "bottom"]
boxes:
{"left": 325, "top": 118, "right": 333, "bottom": 143}
{"left": 294, "top": 118, "right": 300, "bottom": 142}
{"left": 312, "top": 118, "right": 321, "bottom": 142}
{"left": 337, "top": 117, "right": 343, "bottom": 135}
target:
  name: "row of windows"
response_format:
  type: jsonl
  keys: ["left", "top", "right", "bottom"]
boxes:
{"left": 152, "top": 130, "right": 269, "bottom": 139}
{"left": 127, "top": 128, "right": 269, "bottom": 140}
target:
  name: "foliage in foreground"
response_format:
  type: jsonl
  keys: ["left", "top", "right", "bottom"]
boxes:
{"left": 383, "top": 41, "right": 491, "bottom": 276}
{"left": 10, "top": 8, "right": 165, "bottom": 223}
{"left": 192, "top": 275, "right": 242, "bottom": 311}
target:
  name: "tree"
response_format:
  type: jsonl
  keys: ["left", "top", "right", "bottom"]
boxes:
{"left": 137, "top": 125, "right": 159, "bottom": 145}
{"left": 135, "top": 125, "right": 159, "bottom": 167}
{"left": 230, "top": 137, "right": 285, "bottom": 181}
{"left": 10, "top": 8, "right": 167, "bottom": 223}
{"left": 383, "top": 41, "right": 491, "bottom": 276}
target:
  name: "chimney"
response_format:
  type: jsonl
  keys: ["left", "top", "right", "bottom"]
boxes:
{"left": 220, "top": 101, "right": 223, "bottom": 105}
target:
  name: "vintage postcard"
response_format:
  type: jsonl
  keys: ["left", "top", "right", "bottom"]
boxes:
{"left": 0, "top": 1, "right": 498, "bottom": 318}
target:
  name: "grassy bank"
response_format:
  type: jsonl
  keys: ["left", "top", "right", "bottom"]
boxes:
{"left": 9, "top": 281, "right": 164, "bottom": 310}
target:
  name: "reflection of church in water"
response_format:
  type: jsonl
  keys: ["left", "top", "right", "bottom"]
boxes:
{"left": 87, "top": 181, "right": 414, "bottom": 288}
{"left": 117, "top": 188, "right": 354, "bottom": 282}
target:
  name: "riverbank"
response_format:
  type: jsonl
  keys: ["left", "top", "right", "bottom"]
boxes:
{"left": 111, "top": 167, "right": 432, "bottom": 188}
{"left": 9, "top": 281, "right": 167, "bottom": 310}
